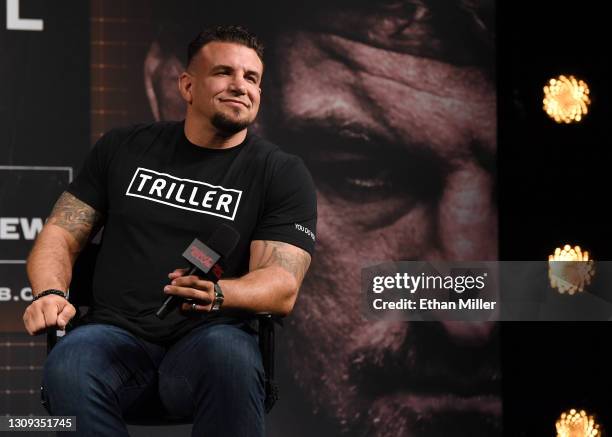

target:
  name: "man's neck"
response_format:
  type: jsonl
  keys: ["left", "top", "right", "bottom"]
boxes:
{"left": 184, "top": 117, "right": 247, "bottom": 150}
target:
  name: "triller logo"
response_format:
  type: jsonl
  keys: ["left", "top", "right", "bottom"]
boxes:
{"left": 126, "top": 168, "right": 242, "bottom": 220}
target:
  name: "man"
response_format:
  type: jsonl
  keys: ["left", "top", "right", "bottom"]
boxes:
{"left": 23, "top": 25, "right": 316, "bottom": 437}
{"left": 144, "top": 1, "right": 499, "bottom": 436}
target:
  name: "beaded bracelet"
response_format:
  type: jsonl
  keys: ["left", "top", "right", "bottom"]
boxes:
{"left": 33, "top": 289, "right": 67, "bottom": 301}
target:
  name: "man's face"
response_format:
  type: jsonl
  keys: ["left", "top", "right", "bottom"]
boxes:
{"left": 185, "top": 41, "right": 262, "bottom": 133}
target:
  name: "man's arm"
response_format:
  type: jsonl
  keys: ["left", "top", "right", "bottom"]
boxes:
{"left": 23, "top": 191, "right": 102, "bottom": 334}
{"left": 27, "top": 191, "right": 103, "bottom": 292}
{"left": 166, "top": 240, "right": 312, "bottom": 316}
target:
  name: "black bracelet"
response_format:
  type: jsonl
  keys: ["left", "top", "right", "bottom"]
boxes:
{"left": 33, "top": 289, "right": 67, "bottom": 301}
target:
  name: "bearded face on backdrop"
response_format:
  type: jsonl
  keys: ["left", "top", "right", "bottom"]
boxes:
{"left": 142, "top": 1, "right": 499, "bottom": 435}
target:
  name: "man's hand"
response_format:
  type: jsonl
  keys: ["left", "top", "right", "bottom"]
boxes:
{"left": 23, "top": 295, "right": 76, "bottom": 335}
{"left": 25, "top": 191, "right": 103, "bottom": 336}
{"left": 164, "top": 241, "right": 312, "bottom": 316}
{"left": 165, "top": 268, "right": 215, "bottom": 313}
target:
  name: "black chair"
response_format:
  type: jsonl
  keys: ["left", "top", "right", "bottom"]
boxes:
{"left": 43, "top": 242, "right": 280, "bottom": 423}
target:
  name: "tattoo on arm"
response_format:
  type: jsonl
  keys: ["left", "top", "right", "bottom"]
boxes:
{"left": 47, "top": 192, "right": 103, "bottom": 248}
{"left": 252, "top": 241, "right": 311, "bottom": 285}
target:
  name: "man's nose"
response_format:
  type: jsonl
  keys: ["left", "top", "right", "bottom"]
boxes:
{"left": 434, "top": 161, "right": 497, "bottom": 345}
{"left": 437, "top": 161, "right": 497, "bottom": 260}
{"left": 228, "top": 75, "right": 247, "bottom": 95}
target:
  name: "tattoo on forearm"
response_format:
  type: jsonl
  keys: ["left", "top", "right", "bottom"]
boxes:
{"left": 256, "top": 241, "right": 311, "bottom": 283}
{"left": 48, "top": 192, "right": 102, "bottom": 246}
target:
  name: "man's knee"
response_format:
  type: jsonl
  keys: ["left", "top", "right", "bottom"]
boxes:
{"left": 160, "top": 323, "right": 264, "bottom": 407}
{"left": 44, "top": 330, "right": 93, "bottom": 390}
{"left": 42, "top": 324, "right": 146, "bottom": 411}
{"left": 42, "top": 332, "right": 101, "bottom": 413}
{"left": 201, "top": 324, "right": 264, "bottom": 382}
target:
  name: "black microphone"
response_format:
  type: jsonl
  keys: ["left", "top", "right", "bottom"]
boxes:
{"left": 156, "top": 224, "right": 240, "bottom": 319}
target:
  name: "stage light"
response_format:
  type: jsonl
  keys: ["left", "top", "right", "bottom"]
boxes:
{"left": 556, "top": 409, "right": 601, "bottom": 437}
{"left": 543, "top": 75, "right": 591, "bottom": 123}
{"left": 548, "top": 244, "right": 595, "bottom": 294}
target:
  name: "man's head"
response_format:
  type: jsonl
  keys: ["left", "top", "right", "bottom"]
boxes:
{"left": 178, "top": 25, "right": 264, "bottom": 134}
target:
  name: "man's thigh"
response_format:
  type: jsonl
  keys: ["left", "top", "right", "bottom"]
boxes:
{"left": 42, "top": 323, "right": 165, "bottom": 414}
{"left": 158, "top": 321, "right": 265, "bottom": 416}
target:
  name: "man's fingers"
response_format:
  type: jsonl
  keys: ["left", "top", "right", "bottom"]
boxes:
{"left": 168, "top": 268, "right": 189, "bottom": 279}
{"left": 41, "top": 304, "right": 59, "bottom": 330}
{"left": 180, "top": 301, "right": 210, "bottom": 313}
{"left": 23, "top": 306, "right": 45, "bottom": 335}
{"left": 57, "top": 303, "right": 76, "bottom": 329}
{"left": 164, "top": 285, "right": 213, "bottom": 304}
{"left": 23, "top": 297, "right": 77, "bottom": 335}
{"left": 170, "top": 275, "right": 210, "bottom": 289}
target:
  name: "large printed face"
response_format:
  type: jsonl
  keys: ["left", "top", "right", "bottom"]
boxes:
{"left": 267, "top": 22, "right": 499, "bottom": 437}
{"left": 145, "top": 2, "right": 499, "bottom": 434}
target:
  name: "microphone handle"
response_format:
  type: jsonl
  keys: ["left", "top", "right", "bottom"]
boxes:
{"left": 155, "top": 265, "right": 199, "bottom": 319}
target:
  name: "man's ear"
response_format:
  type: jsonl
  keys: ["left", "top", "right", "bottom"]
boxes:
{"left": 178, "top": 72, "right": 193, "bottom": 104}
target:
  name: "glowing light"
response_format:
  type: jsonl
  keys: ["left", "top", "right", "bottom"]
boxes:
{"left": 548, "top": 244, "right": 595, "bottom": 294}
{"left": 556, "top": 409, "right": 600, "bottom": 437}
{"left": 543, "top": 75, "right": 591, "bottom": 123}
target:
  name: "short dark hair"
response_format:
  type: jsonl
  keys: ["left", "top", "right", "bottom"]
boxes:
{"left": 187, "top": 25, "right": 264, "bottom": 67}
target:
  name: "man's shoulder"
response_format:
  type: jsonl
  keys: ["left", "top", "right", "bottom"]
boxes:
{"left": 248, "top": 133, "right": 305, "bottom": 172}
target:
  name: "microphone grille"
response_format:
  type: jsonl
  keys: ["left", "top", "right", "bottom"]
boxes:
{"left": 207, "top": 224, "right": 240, "bottom": 258}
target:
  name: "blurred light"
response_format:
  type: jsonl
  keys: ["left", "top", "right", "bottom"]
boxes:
{"left": 548, "top": 244, "right": 595, "bottom": 294}
{"left": 543, "top": 75, "right": 591, "bottom": 123}
{"left": 556, "top": 409, "right": 601, "bottom": 437}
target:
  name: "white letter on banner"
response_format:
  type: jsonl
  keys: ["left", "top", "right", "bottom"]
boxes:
{"left": 7, "top": 0, "right": 44, "bottom": 31}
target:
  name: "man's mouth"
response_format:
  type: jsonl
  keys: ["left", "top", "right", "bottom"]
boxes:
{"left": 347, "top": 325, "right": 502, "bottom": 416}
{"left": 220, "top": 98, "right": 248, "bottom": 108}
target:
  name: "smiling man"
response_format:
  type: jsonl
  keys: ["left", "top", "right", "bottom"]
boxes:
{"left": 24, "top": 25, "right": 317, "bottom": 437}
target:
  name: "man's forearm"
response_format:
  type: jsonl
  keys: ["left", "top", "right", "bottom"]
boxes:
{"left": 27, "top": 191, "right": 102, "bottom": 295}
{"left": 27, "top": 225, "right": 78, "bottom": 295}
{"left": 219, "top": 266, "right": 299, "bottom": 316}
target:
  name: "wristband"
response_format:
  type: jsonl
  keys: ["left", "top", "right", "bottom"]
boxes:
{"left": 33, "top": 289, "right": 67, "bottom": 301}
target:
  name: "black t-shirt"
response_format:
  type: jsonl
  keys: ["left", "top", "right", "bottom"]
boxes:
{"left": 67, "top": 121, "right": 317, "bottom": 345}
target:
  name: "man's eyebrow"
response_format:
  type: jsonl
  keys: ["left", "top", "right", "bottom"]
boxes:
{"left": 211, "top": 64, "right": 233, "bottom": 71}
{"left": 211, "top": 64, "right": 260, "bottom": 79}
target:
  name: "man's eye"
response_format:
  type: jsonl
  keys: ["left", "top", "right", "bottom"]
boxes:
{"left": 311, "top": 151, "right": 445, "bottom": 205}
{"left": 327, "top": 164, "right": 395, "bottom": 202}
{"left": 285, "top": 126, "right": 448, "bottom": 205}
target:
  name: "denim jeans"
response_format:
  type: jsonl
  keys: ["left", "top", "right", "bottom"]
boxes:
{"left": 41, "top": 322, "right": 265, "bottom": 437}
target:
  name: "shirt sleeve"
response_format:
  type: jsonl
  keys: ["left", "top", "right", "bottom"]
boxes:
{"left": 66, "top": 129, "right": 118, "bottom": 213}
{"left": 252, "top": 155, "right": 318, "bottom": 256}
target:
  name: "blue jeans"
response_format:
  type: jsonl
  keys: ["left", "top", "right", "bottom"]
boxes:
{"left": 41, "top": 322, "right": 265, "bottom": 437}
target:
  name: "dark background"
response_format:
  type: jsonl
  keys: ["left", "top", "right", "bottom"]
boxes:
{"left": 499, "top": 1, "right": 611, "bottom": 435}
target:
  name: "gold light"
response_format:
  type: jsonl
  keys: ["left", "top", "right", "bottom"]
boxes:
{"left": 543, "top": 75, "right": 591, "bottom": 123}
{"left": 548, "top": 244, "right": 595, "bottom": 294}
{"left": 556, "top": 409, "right": 601, "bottom": 437}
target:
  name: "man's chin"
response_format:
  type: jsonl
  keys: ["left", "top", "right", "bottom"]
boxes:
{"left": 211, "top": 112, "right": 253, "bottom": 135}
